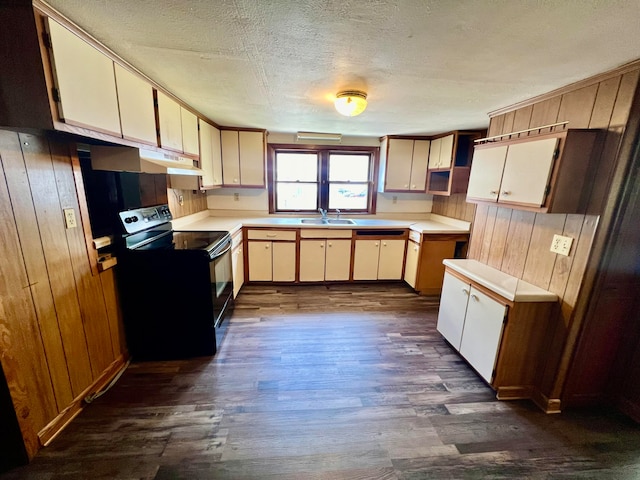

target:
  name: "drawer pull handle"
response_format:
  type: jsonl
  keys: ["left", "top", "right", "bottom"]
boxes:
{"left": 266, "top": 234, "right": 277, "bottom": 238}
{"left": 501, "top": 191, "right": 511, "bottom": 195}
{"left": 471, "top": 294, "right": 479, "bottom": 301}
{"left": 490, "top": 190, "right": 499, "bottom": 194}
{"left": 462, "top": 288, "right": 470, "bottom": 295}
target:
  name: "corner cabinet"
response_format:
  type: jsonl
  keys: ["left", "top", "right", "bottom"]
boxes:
{"left": 378, "top": 137, "right": 431, "bottom": 192}
{"left": 437, "top": 260, "right": 558, "bottom": 408}
{"left": 466, "top": 129, "right": 601, "bottom": 213}
{"left": 221, "top": 130, "right": 266, "bottom": 187}
{"left": 426, "top": 130, "right": 484, "bottom": 196}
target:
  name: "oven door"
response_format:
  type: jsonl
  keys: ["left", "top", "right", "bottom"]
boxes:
{"left": 210, "top": 238, "right": 234, "bottom": 329}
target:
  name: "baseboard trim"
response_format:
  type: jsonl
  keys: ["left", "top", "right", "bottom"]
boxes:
{"left": 37, "top": 355, "right": 128, "bottom": 447}
{"left": 531, "top": 389, "right": 562, "bottom": 414}
{"left": 496, "top": 385, "right": 533, "bottom": 400}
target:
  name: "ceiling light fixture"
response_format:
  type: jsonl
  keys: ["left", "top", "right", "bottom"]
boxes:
{"left": 334, "top": 90, "right": 367, "bottom": 117}
{"left": 296, "top": 131, "right": 342, "bottom": 142}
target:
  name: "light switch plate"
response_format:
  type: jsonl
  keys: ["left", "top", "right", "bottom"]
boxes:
{"left": 550, "top": 234, "right": 573, "bottom": 256}
{"left": 63, "top": 208, "right": 77, "bottom": 229}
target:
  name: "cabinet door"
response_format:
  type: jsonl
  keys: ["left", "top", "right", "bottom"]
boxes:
{"left": 157, "top": 91, "right": 183, "bottom": 152}
{"left": 378, "top": 239, "right": 405, "bottom": 280}
{"left": 300, "top": 240, "right": 326, "bottom": 282}
{"left": 409, "top": 140, "right": 430, "bottom": 191}
{"left": 180, "top": 108, "right": 199, "bottom": 156}
{"left": 404, "top": 240, "right": 420, "bottom": 288}
{"left": 437, "top": 273, "right": 470, "bottom": 350}
{"left": 248, "top": 241, "right": 272, "bottom": 281}
{"left": 499, "top": 138, "right": 559, "bottom": 206}
{"left": 272, "top": 242, "right": 296, "bottom": 282}
{"left": 239, "top": 131, "right": 265, "bottom": 186}
{"left": 221, "top": 130, "right": 240, "bottom": 185}
{"left": 325, "top": 240, "right": 351, "bottom": 281}
{"left": 459, "top": 287, "right": 507, "bottom": 383}
{"left": 353, "top": 240, "right": 380, "bottom": 280}
{"left": 428, "top": 137, "right": 442, "bottom": 169}
{"left": 232, "top": 244, "right": 244, "bottom": 298}
{"left": 384, "top": 139, "right": 413, "bottom": 190}
{"left": 199, "top": 120, "right": 214, "bottom": 187}
{"left": 114, "top": 64, "right": 156, "bottom": 145}
{"left": 46, "top": 18, "right": 121, "bottom": 136}
{"left": 438, "top": 134, "right": 455, "bottom": 169}
{"left": 466, "top": 145, "right": 508, "bottom": 202}
{"left": 211, "top": 125, "right": 223, "bottom": 186}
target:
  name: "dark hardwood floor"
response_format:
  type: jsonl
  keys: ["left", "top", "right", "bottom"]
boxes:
{"left": 4, "top": 284, "right": 640, "bottom": 479}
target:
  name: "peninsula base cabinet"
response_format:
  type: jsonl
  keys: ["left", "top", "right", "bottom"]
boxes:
{"left": 437, "top": 269, "right": 557, "bottom": 408}
{"left": 246, "top": 230, "right": 296, "bottom": 282}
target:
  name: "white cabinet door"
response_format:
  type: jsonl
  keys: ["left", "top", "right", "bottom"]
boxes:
{"left": 272, "top": 242, "right": 296, "bottom": 282}
{"left": 211, "top": 124, "right": 223, "bottom": 186}
{"left": 180, "top": 108, "right": 199, "bottom": 156}
{"left": 239, "top": 131, "right": 265, "bottom": 186}
{"left": 114, "top": 64, "right": 156, "bottom": 145}
{"left": 248, "top": 241, "right": 272, "bottom": 281}
{"left": 459, "top": 287, "right": 507, "bottom": 383}
{"left": 436, "top": 273, "right": 470, "bottom": 350}
{"left": 46, "top": 18, "right": 121, "bottom": 136}
{"left": 325, "top": 240, "right": 351, "bottom": 281}
{"left": 221, "top": 130, "right": 240, "bottom": 185}
{"left": 467, "top": 145, "right": 508, "bottom": 202}
{"left": 428, "top": 137, "right": 442, "bottom": 169}
{"left": 157, "top": 91, "right": 183, "bottom": 152}
{"left": 353, "top": 240, "right": 380, "bottom": 280}
{"left": 299, "top": 240, "right": 326, "bottom": 281}
{"left": 377, "top": 240, "right": 405, "bottom": 280}
{"left": 499, "top": 138, "right": 559, "bottom": 206}
{"left": 232, "top": 244, "right": 244, "bottom": 298}
{"left": 438, "top": 134, "right": 455, "bottom": 169}
{"left": 404, "top": 240, "right": 420, "bottom": 288}
{"left": 385, "top": 139, "right": 413, "bottom": 190}
{"left": 409, "top": 140, "right": 430, "bottom": 191}
{"left": 199, "top": 120, "right": 214, "bottom": 187}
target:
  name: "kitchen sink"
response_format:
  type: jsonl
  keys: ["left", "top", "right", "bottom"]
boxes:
{"left": 300, "top": 218, "right": 327, "bottom": 224}
{"left": 326, "top": 219, "right": 356, "bottom": 225}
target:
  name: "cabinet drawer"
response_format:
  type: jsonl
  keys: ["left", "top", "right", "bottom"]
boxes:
{"left": 300, "top": 229, "right": 353, "bottom": 239}
{"left": 247, "top": 229, "right": 296, "bottom": 241}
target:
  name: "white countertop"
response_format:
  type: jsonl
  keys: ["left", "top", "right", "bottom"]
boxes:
{"left": 443, "top": 259, "right": 558, "bottom": 303}
{"left": 172, "top": 211, "right": 471, "bottom": 235}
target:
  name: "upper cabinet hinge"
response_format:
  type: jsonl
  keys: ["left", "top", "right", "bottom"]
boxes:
{"left": 42, "top": 32, "right": 51, "bottom": 49}
{"left": 51, "top": 88, "right": 60, "bottom": 103}
{"left": 553, "top": 148, "right": 560, "bottom": 160}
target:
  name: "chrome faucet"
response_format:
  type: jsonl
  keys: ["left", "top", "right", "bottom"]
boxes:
{"left": 318, "top": 208, "right": 327, "bottom": 220}
{"left": 335, "top": 208, "right": 341, "bottom": 220}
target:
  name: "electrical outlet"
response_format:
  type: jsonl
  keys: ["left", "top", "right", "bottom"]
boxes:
{"left": 392, "top": 196, "right": 397, "bottom": 204}
{"left": 234, "top": 193, "right": 239, "bottom": 201}
{"left": 63, "top": 208, "right": 77, "bottom": 229}
{"left": 179, "top": 195, "right": 184, "bottom": 206}
{"left": 550, "top": 234, "right": 573, "bottom": 256}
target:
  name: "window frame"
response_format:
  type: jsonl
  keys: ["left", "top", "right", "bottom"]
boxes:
{"left": 267, "top": 144, "right": 379, "bottom": 215}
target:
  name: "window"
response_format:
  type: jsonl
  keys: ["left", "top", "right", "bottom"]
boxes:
{"left": 268, "top": 145, "right": 378, "bottom": 214}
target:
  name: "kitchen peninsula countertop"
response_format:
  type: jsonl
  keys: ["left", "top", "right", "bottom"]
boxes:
{"left": 172, "top": 211, "right": 471, "bottom": 235}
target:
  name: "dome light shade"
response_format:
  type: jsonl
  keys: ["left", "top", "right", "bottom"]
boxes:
{"left": 334, "top": 90, "right": 367, "bottom": 117}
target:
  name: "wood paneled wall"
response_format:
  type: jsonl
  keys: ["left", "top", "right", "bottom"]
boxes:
{"left": 431, "top": 193, "right": 476, "bottom": 222}
{"left": 167, "top": 187, "right": 208, "bottom": 219}
{"left": 464, "top": 64, "right": 640, "bottom": 407}
{"left": 0, "top": 130, "right": 127, "bottom": 464}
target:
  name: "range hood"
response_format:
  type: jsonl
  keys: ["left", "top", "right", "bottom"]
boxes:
{"left": 90, "top": 145, "right": 204, "bottom": 176}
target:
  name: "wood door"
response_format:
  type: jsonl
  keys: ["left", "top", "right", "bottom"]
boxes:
{"left": 466, "top": 145, "right": 508, "bottom": 202}
{"left": 239, "top": 131, "right": 265, "bottom": 186}
{"left": 299, "top": 240, "right": 326, "bottom": 281}
{"left": 180, "top": 108, "right": 199, "bottom": 156}
{"left": 403, "top": 240, "right": 420, "bottom": 288}
{"left": 428, "top": 137, "right": 442, "bottom": 169}
{"left": 46, "top": 18, "right": 121, "bottom": 136}
{"left": 272, "top": 242, "right": 296, "bottom": 282}
{"left": 114, "top": 64, "right": 156, "bottom": 145}
{"left": 436, "top": 273, "right": 470, "bottom": 350}
{"left": 248, "top": 241, "right": 272, "bottom": 281}
{"left": 325, "top": 239, "right": 351, "bottom": 281}
{"left": 353, "top": 240, "right": 380, "bottom": 280}
{"left": 416, "top": 238, "right": 459, "bottom": 294}
{"left": 459, "top": 287, "right": 507, "bottom": 383}
{"left": 221, "top": 130, "right": 240, "bottom": 185}
{"left": 377, "top": 239, "right": 405, "bottom": 280}
{"left": 384, "top": 139, "right": 413, "bottom": 190}
{"left": 409, "top": 140, "right": 430, "bottom": 191}
{"left": 438, "top": 134, "right": 455, "bottom": 169}
{"left": 499, "top": 138, "right": 559, "bottom": 206}
{"left": 156, "top": 91, "right": 183, "bottom": 152}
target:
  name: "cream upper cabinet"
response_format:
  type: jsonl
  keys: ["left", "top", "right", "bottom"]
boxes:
{"left": 114, "top": 64, "right": 156, "bottom": 145}
{"left": 46, "top": 18, "right": 121, "bottom": 136}
{"left": 180, "top": 108, "right": 199, "bottom": 156}
{"left": 221, "top": 130, "right": 266, "bottom": 187}
{"left": 428, "top": 134, "right": 454, "bottom": 169}
{"left": 156, "top": 91, "right": 183, "bottom": 152}
{"left": 380, "top": 137, "right": 430, "bottom": 192}
{"left": 199, "top": 120, "right": 223, "bottom": 188}
{"left": 466, "top": 145, "right": 508, "bottom": 202}
{"left": 428, "top": 137, "right": 442, "bottom": 169}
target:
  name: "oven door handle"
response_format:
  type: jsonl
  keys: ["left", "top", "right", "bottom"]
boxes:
{"left": 211, "top": 242, "right": 232, "bottom": 260}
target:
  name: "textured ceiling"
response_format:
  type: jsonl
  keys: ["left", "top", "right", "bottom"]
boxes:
{"left": 44, "top": 0, "right": 640, "bottom": 137}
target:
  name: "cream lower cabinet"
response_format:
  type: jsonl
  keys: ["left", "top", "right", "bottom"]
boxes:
{"left": 247, "top": 229, "right": 296, "bottom": 282}
{"left": 353, "top": 239, "right": 405, "bottom": 280}
{"left": 299, "top": 230, "right": 352, "bottom": 281}
{"left": 231, "top": 230, "right": 244, "bottom": 298}
{"left": 403, "top": 233, "right": 421, "bottom": 288}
